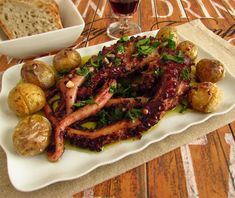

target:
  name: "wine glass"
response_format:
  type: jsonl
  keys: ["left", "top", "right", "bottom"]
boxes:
{"left": 107, "top": 0, "right": 141, "bottom": 39}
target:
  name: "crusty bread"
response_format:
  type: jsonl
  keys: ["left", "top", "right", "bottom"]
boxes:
{"left": 0, "top": 0, "right": 63, "bottom": 39}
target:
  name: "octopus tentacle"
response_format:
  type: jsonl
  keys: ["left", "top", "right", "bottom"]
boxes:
{"left": 105, "top": 97, "right": 149, "bottom": 108}
{"left": 43, "top": 35, "right": 194, "bottom": 161}
{"left": 66, "top": 60, "right": 191, "bottom": 151}
{"left": 56, "top": 68, "right": 94, "bottom": 115}
{"left": 77, "top": 36, "right": 160, "bottom": 99}
{"left": 47, "top": 79, "right": 117, "bottom": 161}
{"left": 141, "top": 61, "right": 190, "bottom": 128}
{"left": 65, "top": 67, "right": 94, "bottom": 114}
{"left": 67, "top": 119, "right": 140, "bottom": 151}
{"left": 44, "top": 102, "right": 58, "bottom": 127}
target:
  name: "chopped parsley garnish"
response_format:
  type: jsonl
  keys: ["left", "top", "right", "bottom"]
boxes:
{"left": 152, "top": 41, "right": 160, "bottom": 48}
{"left": 161, "top": 51, "right": 184, "bottom": 63}
{"left": 115, "top": 83, "right": 131, "bottom": 97}
{"left": 76, "top": 67, "right": 89, "bottom": 76}
{"left": 109, "top": 85, "right": 116, "bottom": 94}
{"left": 114, "top": 58, "right": 121, "bottom": 65}
{"left": 167, "top": 40, "right": 176, "bottom": 49}
{"left": 161, "top": 54, "right": 183, "bottom": 63}
{"left": 136, "top": 38, "right": 151, "bottom": 47}
{"left": 120, "top": 35, "right": 129, "bottom": 42}
{"left": 126, "top": 108, "right": 142, "bottom": 121}
{"left": 139, "top": 45, "right": 154, "bottom": 55}
{"left": 177, "top": 50, "right": 184, "bottom": 58}
{"left": 133, "top": 45, "right": 155, "bottom": 57}
{"left": 133, "top": 38, "right": 159, "bottom": 57}
{"left": 167, "top": 37, "right": 176, "bottom": 49}
{"left": 90, "top": 55, "right": 103, "bottom": 69}
{"left": 154, "top": 68, "right": 163, "bottom": 77}
{"left": 96, "top": 110, "right": 109, "bottom": 127}
{"left": 179, "top": 99, "right": 188, "bottom": 113}
{"left": 117, "top": 45, "right": 125, "bottom": 53}
{"left": 96, "top": 108, "right": 125, "bottom": 128}
{"left": 113, "top": 108, "right": 125, "bottom": 120}
{"left": 95, "top": 107, "right": 142, "bottom": 127}
{"left": 163, "top": 34, "right": 176, "bottom": 49}
{"left": 74, "top": 98, "right": 96, "bottom": 108}
{"left": 181, "top": 68, "right": 190, "bottom": 80}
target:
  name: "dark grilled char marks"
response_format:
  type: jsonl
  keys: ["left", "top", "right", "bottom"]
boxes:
{"left": 68, "top": 131, "right": 135, "bottom": 151}
{"left": 47, "top": 80, "right": 117, "bottom": 162}
{"left": 78, "top": 65, "right": 128, "bottom": 98}
{"left": 139, "top": 60, "right": 161, "bottom": 91}
{"left": 43, "top": 35, "right": 195, "bottom": 161}
{"left": 141, "top": 61, "right": 190, "bottom": 129}
{"left": 77, "top": 36, "right": 160, "bottom": 99}
{"left": 66, "top": 119, "right": 141, "bottom": 151}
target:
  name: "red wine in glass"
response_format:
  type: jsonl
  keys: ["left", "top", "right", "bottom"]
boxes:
{"left": 109, "top": 0, "right": 140, "bottom": 16}
{"left": 107, "top": 0, "right": 141, "bottom": 39}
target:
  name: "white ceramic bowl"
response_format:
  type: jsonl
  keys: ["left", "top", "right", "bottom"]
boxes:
{"left": 0, "top": 0, "right": 85, "bottom": 58}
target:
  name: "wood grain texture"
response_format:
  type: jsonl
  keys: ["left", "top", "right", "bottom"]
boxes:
{"left": 229, "top": 122, "right": 235, "bottom": 136}
{"left": 139, "top": 0, "right": 158, "bottom": 31}
{"left": 73, "top": 0, "right": 235, "bottom": 197}
{"left": 147, "top": 150, "right": 188, "bottom": 198}
{"left": 190, "top": 132, "right": 229, "bottom": 198}
{"left": 154, "top": 0, "right": 188, "bottom": 28}
{"left": 0, "top": 0, "right": 234, "bottom": 197}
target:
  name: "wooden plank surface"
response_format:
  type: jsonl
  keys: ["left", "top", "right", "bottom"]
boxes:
{"left": 0, "top": 0, "right": 234, "bottom": 197}
{"left": 72, "top": 1, "right": 235, "bottom": 197}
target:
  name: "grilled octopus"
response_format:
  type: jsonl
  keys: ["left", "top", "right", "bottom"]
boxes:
{"left": 66, "top": 58, "right": 191, "bottom": 151}
{"left": 77, "top": 36, "right": 160, "bottom": 99}
{"left": 44, "top": 35, "right": 192, "bottom": 161}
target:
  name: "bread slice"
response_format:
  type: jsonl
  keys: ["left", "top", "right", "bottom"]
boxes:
{"left": 0, "top": 0, "right": 63, "bottom": 39}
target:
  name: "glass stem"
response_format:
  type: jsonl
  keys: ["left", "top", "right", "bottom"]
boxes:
{"left": 119, "top": 17, "right": 129, "bottom": 31}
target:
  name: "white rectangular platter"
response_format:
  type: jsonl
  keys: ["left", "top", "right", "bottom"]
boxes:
{"left": 0, "top": 31, "right": 235, "bottom": 192}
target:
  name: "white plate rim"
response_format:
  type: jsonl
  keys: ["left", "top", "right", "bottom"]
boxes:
{"left": 1, "top": 30, "right": 235, "bottom": 192}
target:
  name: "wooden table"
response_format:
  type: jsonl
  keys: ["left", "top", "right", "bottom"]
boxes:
{"left": 0, "top": 0, "right": 234, "bottom": 197}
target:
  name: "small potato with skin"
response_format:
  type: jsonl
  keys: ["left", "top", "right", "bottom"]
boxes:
{"left": 53, "top": 48, "right": 82, "bottom": 73}
{"left": 177, "top": 40, "right": 198, "bottom": 60}
{"left": 188, "top": 82, "right": 222, "bottom": 113}
{"left": 196, "top": 59, "right": 225, "bottom": 83}
{"left": 21, "top": 60, "right": 56, "bottom": 89}
{"left": 13, "top": 115, "right": 52, "bottom": 156}
{"left": 156, "top": 26, "right": 179, "bottom": 44}
{"left": 8, "top": 83, "right": 46, "bottom": 116}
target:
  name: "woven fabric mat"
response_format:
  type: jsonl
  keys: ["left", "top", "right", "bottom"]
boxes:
{"left": 0, "top": 19, "right": 235, "bottom": 198}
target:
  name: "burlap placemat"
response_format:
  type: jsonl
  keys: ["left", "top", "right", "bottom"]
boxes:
{"left": 0, "top": 19, "right": 235, "bottom": 198}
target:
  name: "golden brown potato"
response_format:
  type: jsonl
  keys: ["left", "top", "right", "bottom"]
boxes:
{"left": 196, "top": 59, "right": 225, "bottom": 83}
{"left": 12, "top": 114, "right": 51, "bottom": 156}
{"left": 53, "top": 48, "right": 82, "bottom": 73}
{"left": 8, "top": 83, "right": 46, "bottom": 116}
{"left": 177, "top": 40, "right": 198, "bottom": 60}
{"left": 188, "top": 82, "right": 222, "bottom": 113}
{"left": 21, "top": 60, "right": 56, "bottom": 89}
{"left": 156, "top": 26, "right": 179, "bottom": 44}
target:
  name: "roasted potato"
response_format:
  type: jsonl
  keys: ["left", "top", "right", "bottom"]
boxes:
{"left": 8, "top": 83, "right": 46, "bottom": 116}
{"left": 53, "top": 49, "right": 82, "bottom": 73}
{"left": 196, "top": 59, "right": 225, "bottom": 83}
{"left": 177, "top": 40, "right": 198, "bottom": 60}
{"left": 156, "top": 26, "right": 179, "bottom": 45}
{"left": 12, "top": 114, "right": 51, "bottom": 156}
{"left": 21, "top": 60, "right": 56, "bottom": 89}
{"left": 188, "top": 82, "right": 222, "bottom": 113}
